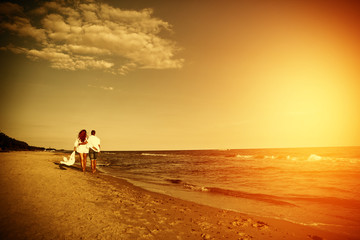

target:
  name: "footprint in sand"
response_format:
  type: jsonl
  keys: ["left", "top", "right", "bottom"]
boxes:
{"left": 201, "top": 233, "right": 211, "bottom": 239}
{"left": 198, "top": 221, "right": 213, "bottom": 230}
{"left": 238, "top": 232, "right": 253, "bottom": 240}
{"left": 232, "top": 218, "right": 269, "bottom": 230}
{"left": 308, "top": 235, "right": 323, "bottom": 240}
{"left": 252, "top": 221, "right": 269, "bottom": 230}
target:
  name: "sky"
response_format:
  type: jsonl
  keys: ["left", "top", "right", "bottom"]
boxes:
{"left": 0, "top": 0, "right": 359, "bottom": 150}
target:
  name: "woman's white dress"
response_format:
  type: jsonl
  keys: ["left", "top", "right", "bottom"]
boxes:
{"left": 61, "top": 151, "right": 76, "bottom": 166}
{"left": 74, "top": 138, "right": 89, "bottom": 153}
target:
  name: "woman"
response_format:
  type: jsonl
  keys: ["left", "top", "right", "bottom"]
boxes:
{"left": 74, "top": 129, "right": 89, "bottom": 172}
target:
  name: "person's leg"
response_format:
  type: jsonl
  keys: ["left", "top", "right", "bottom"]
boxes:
{"left": 91, "top": 160, "right": 96, "bottom": 173}
{"left": 79, "top": 153, "right": 83, "bottom": 170}
{"left": 89, "top": 149, "right": 97, "bottom": 173}
{"left": 80, "top": 153, "right": 86, "bottom": 172}
{"left": 89, "top": 149, "right": 94, "bottom": 172}
{"left": 83, "top": 153, "right": 87, "bottom": 172}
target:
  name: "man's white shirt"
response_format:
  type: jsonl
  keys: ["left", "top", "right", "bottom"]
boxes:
{"left": 88, "top": 135, "right": 101, "bottom": 152}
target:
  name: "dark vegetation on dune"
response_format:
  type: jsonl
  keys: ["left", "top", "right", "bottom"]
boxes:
{"left": 0, "top": 132, "right": 48, "bottom": 151}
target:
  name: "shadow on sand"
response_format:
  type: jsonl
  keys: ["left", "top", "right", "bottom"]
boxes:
{"left": 53, "top": 162, "right": 82, "bottom": 171}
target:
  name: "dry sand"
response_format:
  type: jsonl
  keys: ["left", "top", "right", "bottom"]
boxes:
{"left": 0, "top": 151, "right": 354, "bottom": 240}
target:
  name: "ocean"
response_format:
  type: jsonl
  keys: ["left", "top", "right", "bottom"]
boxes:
{"left": 96, "top": 146, "right": 360, "bottom": 238}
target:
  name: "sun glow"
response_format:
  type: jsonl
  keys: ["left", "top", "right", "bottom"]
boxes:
{"left": 218, "top": 3, "right": 360, "bottom": 148}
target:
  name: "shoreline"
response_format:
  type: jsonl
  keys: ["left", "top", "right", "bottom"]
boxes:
{"left": 0, "top": 151, "right": 356, "bottom": 239}
{"left": 97, "top": 164, "right": 360, "bottom": 239}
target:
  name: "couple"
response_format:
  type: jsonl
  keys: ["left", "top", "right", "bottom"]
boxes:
{"left": 74, "top": 129, "right": 101, "bottom": 173}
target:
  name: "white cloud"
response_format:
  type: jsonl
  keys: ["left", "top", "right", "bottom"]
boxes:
{"left": 0, "top": 16, "right": 47, "bottom": 42}
{"left": 5, "top": 44, "right": 28, "bottom": 54}
{"left": 101, "top": 86, "right": 114, "bottom": 91}
{"left": 88, "top": 84, "right": 114, "bottom": 91}
{"left": 0, "top": 0, "right": 183, "bottom": 74}
{"left": 26, "top": 47, "right": 114, "bottom": 70}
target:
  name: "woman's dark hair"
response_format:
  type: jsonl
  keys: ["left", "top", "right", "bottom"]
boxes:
{"left": 78, "top": 129, "right": 87, "bottom": 142}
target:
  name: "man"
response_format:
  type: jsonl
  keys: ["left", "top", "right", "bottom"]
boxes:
{"left": 88, "top": 130, "right": 101, "bottom": 173}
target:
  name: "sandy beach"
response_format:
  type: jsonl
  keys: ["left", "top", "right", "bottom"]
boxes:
{"left": 0, "top": 151, "right": 355, "bottom": 240}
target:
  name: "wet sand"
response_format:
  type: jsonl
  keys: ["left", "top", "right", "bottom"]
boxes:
{"left": 0, "top": 151, "right": 354, "bottom": 239}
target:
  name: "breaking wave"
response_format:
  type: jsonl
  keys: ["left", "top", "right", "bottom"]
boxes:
{"left": 166, "top": 179, "right": 296, "bottom": 206}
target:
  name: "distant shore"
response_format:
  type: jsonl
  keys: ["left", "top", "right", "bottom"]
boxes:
{"left": 0, "top": 151, "right": 354, "bottom": 240}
